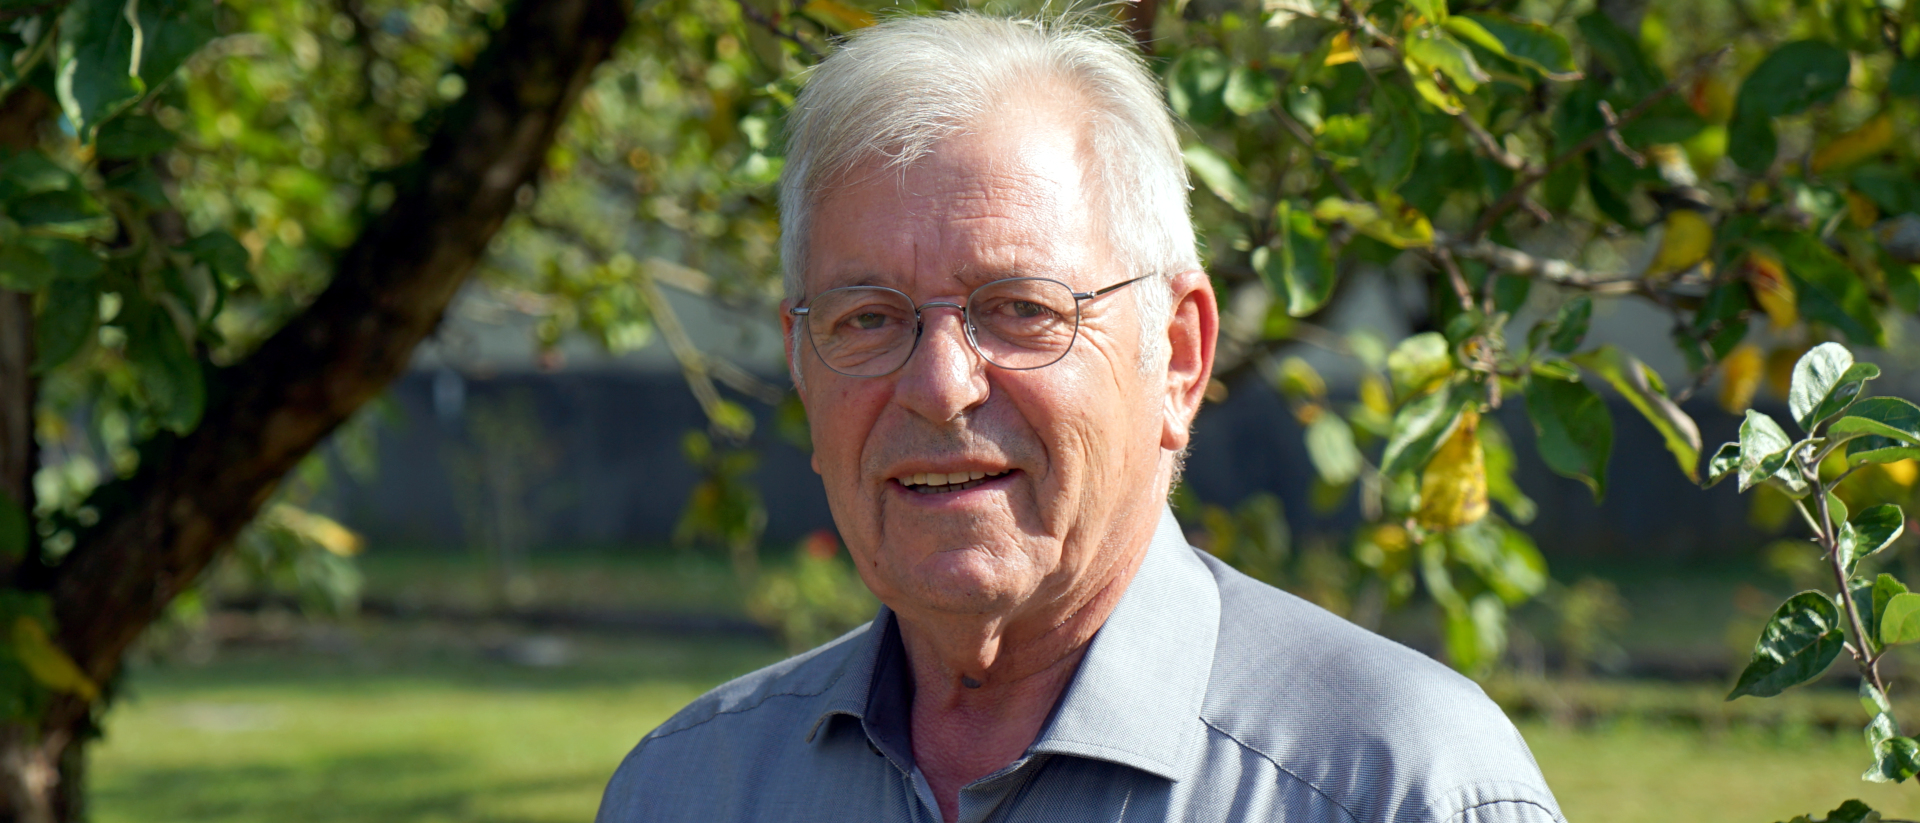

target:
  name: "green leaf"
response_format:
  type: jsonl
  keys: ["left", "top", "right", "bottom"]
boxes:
{"left": 1405, "top": 29, "right": 1487, "bottom": 94}
{"left": 1788, "top": 343, "right": 1879, "bottom": 431}
{"left": 1252, "top": 201, "right": 1335, "bottom": 316}
{"left": 1867, "top": 738, "right": 1920, "bottom": 783}
{"left": 1829, "top": 397, "right": 1920, "bottom": 443}
{"left": 1405, "top": 0, "right": 1448, "bottom": 22}
{"left": 1456, "top": 14, "right": 1579, "bottom": 79}
{"left": 1575, "top": 12, "right": 1663, "bottom": 95}
{"left": 1870, "top": 574, "right": 1908, "bottom": 651}
{"left": 1892, "top": 59, "right": 1920, "bottom": 99}
{"left": 1727, "top": 108, "right": 1779, "bottom": 173}
{"left": 1223, "top": 66, "right": 1278, "bottom": 116}
{"left": 0, "top": 151, "right": 78, "bottom": 195}
{"left": 1736, "top": 40, "right": 1853, "bottom": 119}
{"left": 132, "top": 0, "right": 218, "bottom": 89}
{"left": 182, "top": 231, "right": 252, "bottom": 286}
{"left": 1546, "top": 295, "right": 1591, "bottom": 353}
{"left": 1882, "top": 591, "right": 1920, "bottom": 645}
{"left": 94, "top": 114, "right": 178, "bottom": 159}
{"left": 1735, "top": 410, "right": 1805, "bottom": 495}
{"left": 124, "top": 302, "right": 205, "bottom": 434}
{"left": 32, "top": 279, "right": 99, "bottom": 373}
{"left": 56, "top": 0, "right": 146, "bottom": 138}
{"left": 1381, "top": 381, "right": 1471, "bottom": 478}
{"left": 1848, "top": 434, "right": 1920, "bottom": 466}
{"left": 1571, "top": 346, "right": 1701, "bottom": 482}
{"left": 1524, "top": 374, "right": 1612, "bottom": 500}
{"left": 1704, "top": 441, "right": 1741, "bottom": 488}
{"left": 1727, "top": 591, "right": 1845, "bottom": 699}
{"left": 6, "top": 188, "right": 104, "bottom": 231}
{"left": 1182, "top": 144, "right": 1254, "bottom": 214}
{"left": 1729, "top": 41, "right": 1852, "bottom": 172}
{"left": 0, "top": 237, "right": 101, "bottom": 291}
{"left": 1363, "top": 84, "right": 1420, "bottom": 192}
{"left": 1304, "top": 414, "right": 1362, "bottom": 485}
{"left": 1840, "top": 504, "right": 1904, "bottom": 576}
{"left": 1776, "top": 233, "right": 1885, "bottom": 347}
{"left": 1387, "top": 331, "right": 1451, "bottom": 399}
{"left": 1168, "top": 48, "right": 1230, "bottom": 125}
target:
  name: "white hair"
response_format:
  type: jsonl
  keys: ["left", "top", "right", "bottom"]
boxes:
{"left": 779, "top": 12, "right": 1199, "bottom": 377}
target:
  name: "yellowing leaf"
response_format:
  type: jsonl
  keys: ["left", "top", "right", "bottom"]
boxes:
{"left": 1417, "top": 409, "right": 1489, "bottom": 531}
{"left": 1846, "top": 191, "right": 1880, "bottom": 229}
{"left": 1325, "top": 31, "right": 1359, "bottom": 66}
{"left": 11, "top": 617, "right": 98, "bottom": 702}
{"left": 1720, "top": 343, "right": 1764, "bottom": 415}
{"left": 1811, "top": 114, "right": 1894, "bottom": 174}
{"left": 801, "top": 0, "right": 875, "bottom": 30}
{"left": 1763, "top": 346, "right": 1802, "bottom": 400}
{"left": 267, "top": 503, "right": 365, "bottom": 557}
{"left": 1311, "top": 196, "right": 1434, "bottom": 248}
{"left": 1744, "top": 252, "right": 1798, "bottom": 331}
{"left": 1275, "top": 356, "right": 1327, "bottom": 401}
{"left": 1360, "top": 374, "right": 1393, "bottom": 416}
{"left": 1647, "top": 209, "right": 1714, "bottom": 276}
{"left": 1881, "top": 459, "right": 1917, "bottom": 487}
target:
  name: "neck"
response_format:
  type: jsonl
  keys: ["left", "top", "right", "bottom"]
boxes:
{"left": 898, "top": 532, "right": 1151, "bottom": 822}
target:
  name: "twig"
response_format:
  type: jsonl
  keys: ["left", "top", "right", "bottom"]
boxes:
{"left": 1597, "top": 100, "right": 1646, "bottom": 167}
{"left": 733, "top": 0, "right": 821, "bottom": 60}
{"left": 1432, "top": 246, "right": 1478, "bottom": 312}
{"left": 1465, "top": 46, "right": 1731, "bottom": 242}
{"left": 1458, "top": 111, "right": 1528, "bottom": 172}
{"left": 1808, "top": 455, "right": 1888, "bottom": 694}
{"left": 1441, "top": 235, "right": 1644, "bottom": 294}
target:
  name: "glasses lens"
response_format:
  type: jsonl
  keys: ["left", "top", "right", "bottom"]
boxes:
{"left": 805, "top": 287, "right": 918, "bottom": 376}
{"left": 968, "top": 278, "right": 1078, "bottom": 369}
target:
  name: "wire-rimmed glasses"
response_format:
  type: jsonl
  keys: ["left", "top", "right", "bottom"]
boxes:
{"left": 789, "top": 274, "right": 1153, "bottom": 378}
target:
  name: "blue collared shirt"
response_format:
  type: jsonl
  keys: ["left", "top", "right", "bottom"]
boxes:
{"left": 597, "top": 509, "right": 1565, "bottom": 822}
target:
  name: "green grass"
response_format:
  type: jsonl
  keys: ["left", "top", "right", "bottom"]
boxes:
{"left": 88, "top": 627, "right": 1920, "bottom": 823}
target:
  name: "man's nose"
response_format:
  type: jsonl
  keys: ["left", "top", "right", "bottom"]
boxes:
{"left": 892, "top": 306, "right": 989, "bottom": 423}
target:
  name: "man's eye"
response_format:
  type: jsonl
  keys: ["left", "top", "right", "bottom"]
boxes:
{"left": 849, "top": 312, "right": 889, "bottom": 330}
{"left": 1010, "top": 301, "right": 1044, "bottom": 318}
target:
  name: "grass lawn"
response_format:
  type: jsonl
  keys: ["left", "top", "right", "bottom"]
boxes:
{"left": 88, "top": 623, "right": 1920, "bottom": 823}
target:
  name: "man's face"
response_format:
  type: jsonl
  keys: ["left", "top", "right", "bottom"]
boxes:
{"left": 786, "top": 98, "right": 1177, "bottom": 626}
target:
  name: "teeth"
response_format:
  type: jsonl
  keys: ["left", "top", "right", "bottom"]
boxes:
{"left": 900, "top": 469, "right": 1011, "bottom": 489}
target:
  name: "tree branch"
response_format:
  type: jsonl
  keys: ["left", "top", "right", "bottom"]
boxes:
{"left": 1441, "top": 234, "right": 1644, "bottom": 295}
{"left": 39, "top": 0, "right": 632, "bottom": 725}
{"left": 1465, "top": 46, "right": 1730, "bottom": 243}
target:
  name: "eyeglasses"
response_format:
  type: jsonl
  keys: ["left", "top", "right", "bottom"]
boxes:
{"left": 789, "top": 274, "right": 1153, "bottom": 378}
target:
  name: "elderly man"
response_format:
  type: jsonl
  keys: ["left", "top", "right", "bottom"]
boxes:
{"left": 598, "top": 13, "right": 1563, "bottom": 823}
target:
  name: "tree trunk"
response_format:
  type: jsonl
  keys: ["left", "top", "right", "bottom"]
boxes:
{"left": 0, "top": 0, "right": 631, "bottom": 818}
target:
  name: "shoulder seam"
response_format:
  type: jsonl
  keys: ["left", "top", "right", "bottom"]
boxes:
{"left": 1445, "top": 798, "right": 1564, "bottom": 823}
{"left": 647, "top": 675, "right": 845, "bottom": 743}
{"left": 1199, "top": 716, "right": 1360, "bottom": 823}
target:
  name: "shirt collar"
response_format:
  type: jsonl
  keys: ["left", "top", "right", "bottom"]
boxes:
{"left": 1027, "top": 506, "right": 1220, "bottom": 781}
{"left": 806, "top": 507, "right": 1221, "bottom": 783}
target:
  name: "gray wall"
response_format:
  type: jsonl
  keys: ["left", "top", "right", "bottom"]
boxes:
{"left": 326, "top": 369, "right": 1765, "bottom": 565}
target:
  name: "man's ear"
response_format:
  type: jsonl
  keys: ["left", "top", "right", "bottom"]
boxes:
{"left": 1160, "top": 269, "right": 1218, "bottom": 453}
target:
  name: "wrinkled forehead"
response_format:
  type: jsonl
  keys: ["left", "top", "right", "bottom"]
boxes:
{"left": 801, "top": 95, "right": 1117, "bottom": 296}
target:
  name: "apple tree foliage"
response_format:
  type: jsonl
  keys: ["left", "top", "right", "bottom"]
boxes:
{"left": 1, "top": 0, "right": 1919, "bottom": 813}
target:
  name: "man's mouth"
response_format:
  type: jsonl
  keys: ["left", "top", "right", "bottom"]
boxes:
{"left": 898, "top": 469, "right": 1013, "bottom": 495}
